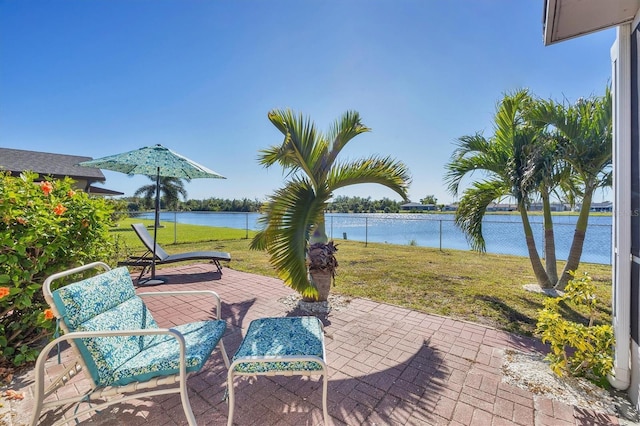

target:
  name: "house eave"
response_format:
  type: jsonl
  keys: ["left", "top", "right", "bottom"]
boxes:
{"left": 543, "top": 0, "right": 639, "bottom": 45}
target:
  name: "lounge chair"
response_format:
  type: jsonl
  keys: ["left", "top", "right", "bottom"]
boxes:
{"left": 30, "top": 262, "right": 230, "bottom": 426}
{"left": 119, "top": 223, "right": 231, "bottom": 280}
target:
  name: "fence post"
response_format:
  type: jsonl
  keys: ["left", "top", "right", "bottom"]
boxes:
{"left": 439, "top": 220, "right": 442, "bottom": 251}
{"left": 365, "top": 217, "right": 368, "bottom": 247}
{"left": 174, "top": 211, "right": 177, "bottom": 244}
{"left": 330, "top": 215, "right": 333, "bottom": 240}
{"left": 245, "top": 212, "right": 249, "bottom": 239}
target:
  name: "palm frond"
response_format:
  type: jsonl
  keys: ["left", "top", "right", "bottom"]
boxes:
{"left": 263, "top": 109, "right": 325, "bottom": 187}
{"left": 250, "top": 179, "right": 326, "bottom": 297}
{"left": 455, "top": 179, "right": 510, "bottom": 252}
{"left": 444, "top": 132, "right": 511, "bottom": 195}
{"left": 325, "top": 111, "right": 371, "bottom": 167}
{"left": 327, "top": 156, "right": 410, "bottom": 200}
{"left": 528, "top": 88, "right": 611, "bottom": 191}
{"left": 493, "top": 89, "right": 531, "bottom": 152}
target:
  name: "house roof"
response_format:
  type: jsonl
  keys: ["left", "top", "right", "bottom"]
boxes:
{"left": 543, "top": 0, "right": 639, "bottom": 45}
{"left": 87, "top": 185, "right": 124, "bottom": 196}
{"left": 0, "top": 147, "right": 105, "bottom": 182}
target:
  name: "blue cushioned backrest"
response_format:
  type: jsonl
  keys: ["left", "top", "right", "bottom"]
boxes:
{"left": 52, "top": 267, "right": 137, "bottom": 330}
{"left": 51, "top": 267, "right": 160, "bottom": 386}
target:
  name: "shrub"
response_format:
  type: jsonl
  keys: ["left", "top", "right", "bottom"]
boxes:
{"left": 106, "top": 198, "right": 129, "bottom": 223}
{"left": 536, "top": 271, "right": 614, "bottom": 383}
{"left": 0, "top": 172, "right": 117, "bottom": 366}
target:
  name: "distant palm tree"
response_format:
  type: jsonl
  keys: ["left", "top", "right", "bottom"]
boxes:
{"left": 134, "top": 176, "right": 188, "bottom": 227}
{"left": 251, "top": 109, "right": 410, "bottom": 301}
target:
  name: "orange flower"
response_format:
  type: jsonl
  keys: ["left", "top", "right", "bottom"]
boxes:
{"left": 44, "top": 309, "right": 55, "bottom": 320}
{"left": 40, "top": 181, "right": 53, "bottom": 196}
{"left": 53, "top": 203, "right": 67, "bottom": 215}
{"left": 0, "top": 287, "right": 9, "bottom": 299}
{"left": 81, "top": 218, "right": 90, "bottom": 228}
{"left": 67, "top": 190, "right": 76, "bottom": 197}
{"left": 16, "top": 217, "right": 27, "bottom": 225}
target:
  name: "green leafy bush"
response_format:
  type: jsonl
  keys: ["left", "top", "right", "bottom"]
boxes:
{"left": 536, "top": 271, "right": 614, "bottom": 383}
{"left": 0, "top": 172, "right": 117, "bottom": 366}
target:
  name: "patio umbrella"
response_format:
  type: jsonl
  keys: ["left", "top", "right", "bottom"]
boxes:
{"left": 79, "top": 144, "right": 225, "bottom": 284}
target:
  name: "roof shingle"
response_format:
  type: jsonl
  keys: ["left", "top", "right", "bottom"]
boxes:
{"left": 0, "top": 147, "right": 105, "bottom": 181}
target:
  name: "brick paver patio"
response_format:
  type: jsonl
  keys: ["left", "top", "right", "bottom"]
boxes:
{"left": 2, "top": 263, "right": 622, "bottom": 425}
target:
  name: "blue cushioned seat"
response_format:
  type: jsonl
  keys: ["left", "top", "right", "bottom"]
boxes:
{"left": 232, "top": 316, "right": 325, "bottom": 374}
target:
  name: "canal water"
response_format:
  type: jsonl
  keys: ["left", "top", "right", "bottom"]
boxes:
{"left": 135, "top": 212, "right": 612, "bottom": 265}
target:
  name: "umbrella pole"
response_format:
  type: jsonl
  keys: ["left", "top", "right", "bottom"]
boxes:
{"left": 141, "top": 167, "right": 165, "bottom": 285}
{"left": 152, "top": 168, "right": 160, "bottom": 278}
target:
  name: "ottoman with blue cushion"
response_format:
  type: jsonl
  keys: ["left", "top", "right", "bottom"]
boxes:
{"left": 227, "top": 316, "right": 329, "bottom": 425}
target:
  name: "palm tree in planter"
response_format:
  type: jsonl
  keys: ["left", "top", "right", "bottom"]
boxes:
{"left": 251, "top": 109, "right": 411, "bottom": 302}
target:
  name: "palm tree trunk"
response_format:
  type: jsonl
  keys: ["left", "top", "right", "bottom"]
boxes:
{"left": 541, "top": 189, "right": 558, "bottom": 284}
{"left": 556, "top": 188, "right": 594, "bottom": 290}
{"left": 310, "top": 216, "right": 328, "bottom": 244}
{"left": 520, "top": 203, "right": 553, "bottom": 288}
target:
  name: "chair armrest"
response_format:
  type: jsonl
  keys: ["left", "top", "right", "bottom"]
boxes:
{"left": 138, "top": 290, "right": 223, "bottom": 320}
{"left": 44, "top": 262, "right": 111, "bottom": 289}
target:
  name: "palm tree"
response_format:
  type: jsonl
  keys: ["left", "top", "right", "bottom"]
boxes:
{"left": 134, "top": 176, "right": 188, "bottom": 227}
{"left": 445, "top": 89, "right": 557, "bottom": 288}
{"left": 446, "top": 89, "right": 612, "bottom": 291}
{"left": 251, "top": 109, "right": 411, "bottom": 302}
{"left": 529, "top": 88, "right": 612, "bottom": 289}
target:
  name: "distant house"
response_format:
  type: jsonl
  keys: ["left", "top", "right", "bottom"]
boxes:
{"left": 0, "top": 147, "right": 123, "bottom": 195}
{"left": 486, "top": 203, "right": 517, "bottom": 212}
{"left": 571, "top": 201, "right": 614, "bottom": 213}
{"left": 527, "top": 202, "right": 567, "bottom": 212}
{"left": 442, "top": 204, "right": 458, "bottom": 212}
{"left": 400, "top": 202, "right": 437, "bottom": 211}
{"left": 589, "top": 201, "right": 613, "bottom": 213}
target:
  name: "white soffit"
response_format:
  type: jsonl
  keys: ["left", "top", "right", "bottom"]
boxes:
{"left": 544, "top": 0, "right": 640, "bottom": 45}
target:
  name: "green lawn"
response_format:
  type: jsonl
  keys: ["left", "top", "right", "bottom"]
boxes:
{"left": 113, "top": 218, "right": 612, "bottom": 337}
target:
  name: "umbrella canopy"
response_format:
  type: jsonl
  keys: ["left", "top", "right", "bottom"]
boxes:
{"left": 79, "top": 144, "right": 225, "bottom": 284}
{"left": 79, "top": 144, "right": 225, "bottom": 179}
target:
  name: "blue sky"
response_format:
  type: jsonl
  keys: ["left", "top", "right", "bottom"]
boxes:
{"left": 1, "top": 0, "right": 615, "bottom": 204}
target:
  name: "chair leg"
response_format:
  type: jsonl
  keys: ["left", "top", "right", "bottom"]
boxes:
{"left": 30, "top": 339, "right": 51, "bottom": 426}
{"left": 322, "top": 373, "right": 329, "bottom": 426}
{"left": 180, "top": 380, "right": 197, "bottom": 426}
{"left": 219, "top": 340, "right": 230, "bottom": 368}
{"left": 226, "top": 372, "right": 235, "bottom": 426}
{"left": 29, "top": 395, "right": 43, "bottom": 426}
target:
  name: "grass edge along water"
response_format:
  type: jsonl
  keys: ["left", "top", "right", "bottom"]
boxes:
{"left": 113, "top": 218, "right": 612, "bottom": 337}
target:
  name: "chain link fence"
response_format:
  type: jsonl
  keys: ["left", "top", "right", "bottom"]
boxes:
{"left": 129, "top": 211, "right": 612, "bottom": 265}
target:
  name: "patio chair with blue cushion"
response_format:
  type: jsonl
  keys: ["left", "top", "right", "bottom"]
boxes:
{"left": 30, "top": 262, "right": 230, "bottom": 426}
